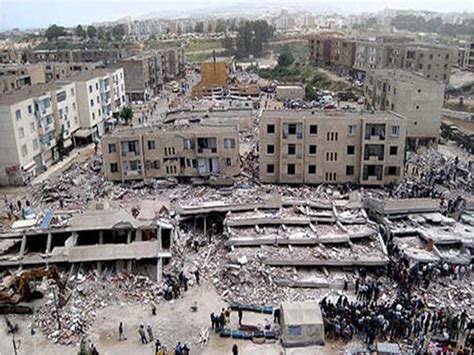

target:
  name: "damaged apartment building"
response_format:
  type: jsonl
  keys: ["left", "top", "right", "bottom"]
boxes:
{"left": 259, "top": 110, "right": 407, "bottom": 185}
{"left": 364, "top": 69, "right": 444, "bottom": 150}
{"left": 0, "top": 204, "right": 175, "bottom": 281}
{"left": 101, "top": 124, "right": 240, "bottom": 184}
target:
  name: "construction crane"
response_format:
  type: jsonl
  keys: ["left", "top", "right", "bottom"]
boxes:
{"left": 0, "top": 265, "right": 70, "bottom": 312}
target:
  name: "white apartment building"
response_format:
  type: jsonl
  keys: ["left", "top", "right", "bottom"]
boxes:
{"left": 72, "top": 68, "right": 126, "bottom": 142}
{"left": 0, "top": 82, "right": 79, "bottom": 185}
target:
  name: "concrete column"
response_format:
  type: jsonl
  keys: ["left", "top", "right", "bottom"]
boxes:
{"left": 126, "top": 230, "right": 132, "bottom": 244}
{"left": 157, "top": 225, "right": 162, "bottom": 249}
{"left": 19, "top": 233, "right": 27, "bottom": 258}
{"left": 126, "top": 260, "right": 133, "bottom": 272}
{"left": 45, "top": 233, "right": 52, "bottom": 254}
{"left": 157, "top": 257, "right": 162, "bottom": 283}
{"left": 203, "top": 216, "right": 207, "bottom": 235}
{"left": 136, "top": 230, "right": 143, "bottom": 242}
{"left": 97, "top": 231, "right": 104, "bottom": 272}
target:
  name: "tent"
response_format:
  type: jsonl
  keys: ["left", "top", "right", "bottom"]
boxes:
{"left": 280, "top": 301, "right": 325, "bottom": 347}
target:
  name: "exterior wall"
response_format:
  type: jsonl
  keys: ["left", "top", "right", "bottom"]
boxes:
{"left": 464, "top": 41, "right": 474, "bottom": 70}
{"left": 259, "top": 110, "right": 406, "bottom": 186}
{"left": 119, "top": 57, "right": 150, "bottom": 101}
{"left": 75, "top": 78, "right": 103, "bottom": 138}
{"left": 331, "top": 38, "right": 356, "bottom": 69}
{"left": 50, "top": 83, "right": 80, "bottom": 149}
{"left": 309, "top": 36, "right": 333, "bottom": 65}
{"left": 43, "top": 62, "right": 99, "bottom": 82}
{"left": 26, "top": 49, "right": 123, "bottom": 65}
{"left": 365, "top": 69, "right": 444, "bottom": 141}
{"left": 0, "top": 64, "right": 46, "bottom": 95}
{"left": 101, "top": 126, "right": 240, "bottom": 182}
{"left": 200, "top": 61, "right": 227, "bottom": 87}
{"left": 402, "top": 46, "right": 452, "bottom": 82}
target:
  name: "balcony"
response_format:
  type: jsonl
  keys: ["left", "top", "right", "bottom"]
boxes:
{"left": 282, "top": 153, "right": 303, "bottom": 160}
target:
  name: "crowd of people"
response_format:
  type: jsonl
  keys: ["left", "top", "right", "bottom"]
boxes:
{"left": 320, "top": 260, "right": 473, "bottom": 353}
{"left": 161, "top": 269, "right": 200, "bottom": 301}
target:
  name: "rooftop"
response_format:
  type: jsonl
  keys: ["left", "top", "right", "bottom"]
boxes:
{"left": 368, "top": 68, "right": 444, "bottom": 85}
{"left": 261, "top": 109, "right": 407, "bottom": 121}
{"left": 70, "top": 67, "right": 121, "bottom": 82}
{"left": 0, "top": 81, "right": 74, "bottom": 106}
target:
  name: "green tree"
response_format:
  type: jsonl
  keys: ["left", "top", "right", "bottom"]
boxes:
{"left": 221, "top": 36, "right": 235, "bottom": 55}
{"left": 305, "top": 85, "right": 318, "bottom": 101}
{"left": 235, "top": 20, "right": 274, "bottom": 58}
{"left": 45, "top": 24, "right": 66, "bottom": 41}
{"left": 277, "top": 46, "right": 294, "bottom": 67}
{"left": 194, "top": 22, "right": 204, "bottom": 33}
{"left": 215, "top": 19, "right": 227, "bottom": 33}
{"left": 119, "top": 107, "right": 133, "bottom": 125}
{"left": 87, "top": 25, "right": 97, "bottom": 39}
{"left": 112, "top": 24, "right": 125, "bottom": 40}
{"left": 75, "top": 25, "right": 87, "bottom": 39}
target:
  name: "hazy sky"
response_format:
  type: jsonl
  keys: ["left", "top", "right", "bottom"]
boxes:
{"left": 1, "top": 0, "right": 473, "bottom": 30}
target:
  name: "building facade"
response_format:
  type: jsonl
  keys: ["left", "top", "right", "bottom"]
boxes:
{"left": 73, "top": 68, "right": 126, "bottom": 141}
{"left": 43, "top": 62, "right": 101, "bottom": 82}
{"left": 0, "top": 82, "right": 80, "bottom": 185}
{"left": 25, "top": 49, "right": 124, "bottom": 65}
{"left": 259, "top": 110, "right": 407, "bottom": 186}
{"left": 463, "top": 40, "right": 474, "bottom": 71}
{"left": 364, "top": 69, "right": 444, "bottom": 149}
{"left": 0, "top": 64, "right": 46, "bottom": 95}
{"left": 101, "top": 125, "right": 240, "bottom": 183}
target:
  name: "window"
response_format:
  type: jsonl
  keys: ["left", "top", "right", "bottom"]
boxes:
{"left": 309, "top": 145, "right": 317, "bottom": 155}
{"left": 30, "top": 122, "right": 35, "bottom": 133}
{"left": 108, "top": 144, "right": 116, "bottom": 153}
{"left": 90, "top": 99, "right": 94, "bottom": 107}
{"left": 348, "top": 125, "right": 356, "bottom": 135}
{"left": 56, "top": 91, "right": 67, "bottom": 102}
{"left": 267, "top": 124, "right": 275, "bottom": 134}
{"left": 346, "top": 165, "right": 354, "bottom": 175}
{"left": 21, "top": 144, "right": 27, "bottom": 157}
{"left": 347, "top": 145, "right": 355, "bottom": 155}
{"left": 96, "top": 83, "right": 99, "bottom": 90}
{"left": 92, "top": 112, "right": 95, "bottom": 120}
{"left": 309, "top": 125, "right": 318, "bottom": 135}
{"left": 387, "top": 166, "right": 398, "bottom": 176}
{"left": 147, "top": 140, "right": 156, "bottom": 150}
{"left": 267, "top": 144, "right": 275, "bottom": 154}
{"left": 267, "top": 164, "right": 275, "bottom": 174}
{"left": 287, "top": 164, "right": 295, "bottom": 175}
{"left": 225, "top": 158, "right": 232, "bottom": 167}
{"left": 89, "top": 85, "right": 93, "bottom": 93}
{"left": 33, "top": 139, "right": 38, "bottom": 150}
{"left": 18, "top": 127, "right": 25, "bottom": 138}
{"left": 28, "top": 105, "right": 32, "bottom": 114}
{"left": 72, "top": 103, "right": 76, "bottom": 111}
{"left": 15, "top": 109, "right": 21, "bottom": 120}
{"left": 110, "top": 163, "right": 118, "bottom": 172}
{"left": 224, "top": 138, "right": 235, "bottom": 149}
{"left": 183, "top": 139, "right": 193, "bottom": 149}
{"left": 308, "top": 165, "right": 316, "bottom": 174}
{"left": 389, "top": 146, "right": 398, "bottom": 155}
{"left": 390, "top": 126, "right": 400, "bottom": 136}
{"left": 96, "top": 96, "right": 100, "bottom": 104}
{"left": 288, "top": 144, "right": 296, "bottom": 155}
{"left": 71, "top": 88, "right": 74, "bottom": 96}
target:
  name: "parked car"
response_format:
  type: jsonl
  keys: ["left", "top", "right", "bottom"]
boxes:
{"left": 320, "top": 95, "right": 334, "bottom": 105}
{"left": 336, "top": 91, "right": 358, "bottom": 102}
{"left": 357, "top": 96, "right": 365, "bottom": 105}
{"left": 323, "top": 102, "right": 336, "bottom": 110}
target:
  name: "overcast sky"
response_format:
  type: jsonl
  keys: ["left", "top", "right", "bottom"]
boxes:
{"left": 1, "top": 0, "right": 473, "bottom": 30}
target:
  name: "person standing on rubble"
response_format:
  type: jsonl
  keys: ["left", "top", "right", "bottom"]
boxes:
{"left": 119, "top": 322, "right": 126, "bottom": 341}
{"left": 232, "top": 344, "right": 239, "bottom": 355}
{"left": 147, "top": 323, "right": 154, "bottom": 341}
{"left": 194, "top": 269, "right": 200, "bottom": 286}
{"left": 138, "top": 323, "right": 148, "bottom": 344}
{"left": 151, "top": 302, "right": 157, "bottom": 316}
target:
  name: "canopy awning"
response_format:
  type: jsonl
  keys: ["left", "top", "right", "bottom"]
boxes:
{"left": 74, "top": 129, "right": 92, "bottom": 139}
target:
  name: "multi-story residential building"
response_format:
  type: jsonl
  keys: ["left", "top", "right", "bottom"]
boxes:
{"left": 401, "top": 44, "right": 452, "bottom": 82}
{"left": 330, "top": 37, "right": 356, "bottom": 75}
{"left": 43, "top": 62, "right": 101, "bottom": 81}
{"left": 259, "top": 110, "right": 407, "bottom": 186}
{"left": 464, "top": 40, "right": 474, "bottom": 71}
{"left": 0, "top": 64, "right": 46, "bottom": 95}
{"left": 72, "top": 68, "right": 126, "bottom": 141}
{"left": 119, "top": 53, "right": 163, "bottom": 102}
{"left": 162, "top": 47, "right": 185, "bottom": 81}
{"left": 309, "top": 34, "right": 338, "bottom": 66}
{"left": 364, "top": 69, "right": 444, "bottom": 149}
{"left": 354, "top": 42, "right": 392, "bottom": 79}
{"left": 25, "top": 48, "right": 124, "bottom": 65}
{"left": 0, "top": 82, "right": 80, "bottom": 185}
{"left": 101, "top": 124, "right": 240, "bottom": 183}
{"left": 0, "top": 49, "right": 18, "bottom": 64}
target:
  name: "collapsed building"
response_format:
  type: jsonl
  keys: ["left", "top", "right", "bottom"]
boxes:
{"left": 0, "top": 202, "right": 174, "bottom": 281}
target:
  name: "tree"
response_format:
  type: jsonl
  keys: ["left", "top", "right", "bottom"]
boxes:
{"left": 215, "top": 19, "right": 227, "bottom": 33}
{"left": 119, "top": 107, "right": 133, "bottom": 125}
{"left": 87, "top": 25, "right": 97, "bottom": 39}
{"left": 221, "top": 36, "right": 235, "bottom": 55}
{"left": 194, "top": 22, "right": 204, "bottom": 33}
{"left": 45, "top": 24, "right": 66, "bottom": 41}
{"left": 75, "top": 25, "right": 87, "bottom": 39}
{"left": 112, "top": 24, "right": 125, "bottom": 41}
{"left": 234, "top": 20, "right": 274, "bottom": 58}
{"left": 305, "top": 85, "right": 318, "bottom": 101}
{"left": 277, "top": 46, "right": 294, "bottom": 67}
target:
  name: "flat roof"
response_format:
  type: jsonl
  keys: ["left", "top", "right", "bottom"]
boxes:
{"left": 70, "top": 67, "right": 120, "bottom": 82}
{"left": 105, "top": 122, "right": 238, "bottom": 138}
{"left": 0, "top": 81, "right": 74, "bottom": 106}
{"left": 368, "top": 68, "right": 444, "bottom": 85}
{"left": 261, "top": 109, "right": 407, "bottom": 121}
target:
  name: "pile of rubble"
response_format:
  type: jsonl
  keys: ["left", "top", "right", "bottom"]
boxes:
{"left": 34, "top": 271, "right": 161, "bottom": 346}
